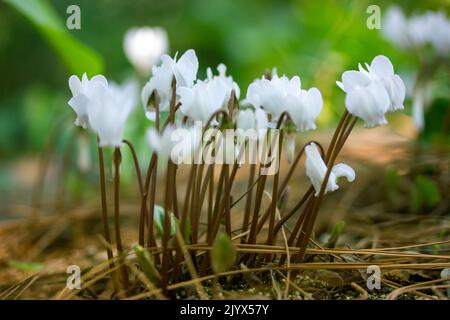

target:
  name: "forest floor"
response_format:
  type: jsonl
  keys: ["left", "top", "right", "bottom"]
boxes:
{"left": 1, "top": 122, "right": 449, "bottom": 300}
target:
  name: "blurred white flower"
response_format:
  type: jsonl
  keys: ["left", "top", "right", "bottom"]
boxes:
{"left": 233, "top": 108, "right": 267, "bottom": 165}
{"left": 382, "top": 6, "right": 410, "bottom": 49}
{"left": 305, "top": 143, "right": 355, "bottom": 196}
{"left": 245, "top": 73, "right": 323, "bottom": 131}
{"left": 87, "top": 80, "right": 137, "bottom": 147}
{"left": 426, "top": 11, "right": 450, "bottom": 55}
{"left": 146, "top": 125, "right": 178, "bottom": 159}
{"left": 68, "top": 73, "right": 108, "bottom": 129}
{"left": 284, "top": 132, "right": 296, "bottom": 163}
{"left": 236, "top": 108, "right": 268, "bottom": 137}
{"left": 412, "top": 89, "right": 424, "bottom": 131}
{"left": 206, "top": 64, "right": 240, "bottom": 108}
{"left": 123, "top": 27, "right": 169, "bottom": 75}
{"left": 147, "top": 125, "right": 201, "bottom": 164}
{"left": 337, "top": 55, "right": 405, "bottom": 128}
{"left": 141, "top": 49, "right": 199, "bottom": 112}
{"left": 77, "top": 134, "right": 91, "bottom": 172}
{"left": 382, "top": 6, "right": 450, "bottom": 55}
{"left": 236, "top": 108, "right": 269, "bottom": 142}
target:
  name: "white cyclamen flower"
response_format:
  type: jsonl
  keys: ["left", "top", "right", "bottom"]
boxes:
{"left": 147, "top": 125, "right": 200, "bottom": 163}
{"left": 87, "top": 80, "right": 137, "bottom": 147}
{"left": 123, "top": 27, "right": 169, "bottom": 75}
{"left": 337, "top": 55, "right": 405, "bottom": 128}
{"left": 285, "top": 87, "right": 323, "bottom": 132}
{"left": 245, "top": 74, "right": 299, "bottom": 118}
{"left": 68, "top": 73, "right": 108, "bottom": 129}
{"left": 206, "top": 64, "right": 240, "bottom": 108}
{"left": 245, "top": 73, "right": 323, "bottom": 131}
{"left": 141, "top": 49, "right": 199, "bottom": 112}
{"left": 305, "top": 143, "right": 355, "bottom": 196}
{"left": 178, "top": 79, "right": 227, "bottom": 123}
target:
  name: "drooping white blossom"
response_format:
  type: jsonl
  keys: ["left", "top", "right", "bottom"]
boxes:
{"left": 68, "top": 73, "right": 108, "bottom": 129}
{"left": 141, "top": 49, "right": 199, "bottom": 112}
{"left": 305, "top": 143, "right": 355, "bottom": 196}
{"left": 336, "top": 55, "right": 405, "bottom": 128}
{"left": 123, "top": 27, "right": 169, "bottom": 75}
{"left": 87, "top": 80, "right": 138, "bottom": 147}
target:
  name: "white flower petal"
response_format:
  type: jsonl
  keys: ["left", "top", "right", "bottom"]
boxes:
{"left": 370, "top": 55, "right": 394, "bottom": 78}
{"left": 341, "top": 70, "right": 371, "bottom": 92}
{"left": 173, "top": 49, "right": 199, "bottom": 87}
{"left": 146, "top": 127, "right": 162, "bottom": 153}
{"left": 305, "top": 143, "right": 354, "bottom": 196}
{"left": 68, "top": 75, "right": 82, "bottom": 96}
{"left": 332, "top": 163, "right": 356, "bottom": 182}
{"left": 345, "top": 81, "right": 389, "bottom": 128}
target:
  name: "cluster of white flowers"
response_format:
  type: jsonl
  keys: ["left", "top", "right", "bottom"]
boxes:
{"left": 179, "top": 64, "right": 239, "bottom": 123}
{"left": 67, "top": 49, "right": 406, "bottom": 196}
{"left": 382, "top": 6, "right": 450, "bottom": 55}
{"left": 244, "top": 71, "right": 323, "bottom": 131}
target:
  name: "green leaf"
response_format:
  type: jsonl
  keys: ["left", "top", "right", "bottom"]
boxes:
{"left": 211, "top": 232, "right": 236, "bottom": 273}
{"left": 419, "top": 98, "right": 450, "bottom": 145}
{"left": 5, "top": 0, "right": 104, "bottom": 76}
{"left": 8, "top": 260, "right": 44, "bottom": 272}
{"left": 325, "top": 221, "right": 345, "bottom": 248}
{"left": 386, "top": 167, "right": 399, "bottom": 194}
{"left": 133, "top": 245, "right": 160, "bottom": 283}
{"left": 415, "top": 175, "right": 441, "bottom": 208}
{"left": 153, "top": 205, "right": 179, "bottom": 238}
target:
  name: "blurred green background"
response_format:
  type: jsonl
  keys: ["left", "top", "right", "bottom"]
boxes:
{"left": 0, "top": 0, "right": 448, "bottom": 212}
